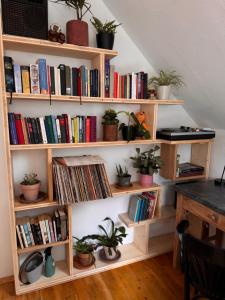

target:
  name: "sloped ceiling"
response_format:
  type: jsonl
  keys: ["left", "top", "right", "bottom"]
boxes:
{"left": 105, "top": 0, "right": 225, "bottom": 129}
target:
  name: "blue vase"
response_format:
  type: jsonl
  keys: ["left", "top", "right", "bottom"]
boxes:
{"left": 44, "top": 247, "right": 55, "bottom": 277}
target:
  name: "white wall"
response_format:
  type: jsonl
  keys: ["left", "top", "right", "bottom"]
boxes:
{"left": 0, "top": 0, "right": 195, "bottom": 278}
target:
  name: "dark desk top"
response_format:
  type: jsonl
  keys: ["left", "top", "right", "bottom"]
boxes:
{"left": 175, "top": 180, "right": 225, "bottom": 215}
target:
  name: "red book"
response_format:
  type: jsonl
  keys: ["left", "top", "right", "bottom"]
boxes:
{"left": 113, "top": 72, "right": 118, "bottom": 98}
{"left": 90, "top": 116, "right": 97, "bottom": 142}
{"left": 62, "top": 114, "right": 70, "bottom": 143}
{"left": 121, "top": 76, "right": 124, "bottom": 98}
{"left": 77, "top": 68, "right": 81, "bottom": 96}
{"left": 86, "top": 117, "right": 91, "bottom": 143}
{"left": 14, "top": 114, "right": 25, "bottom": 144}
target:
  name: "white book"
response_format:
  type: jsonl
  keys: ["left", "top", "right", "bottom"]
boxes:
{"left": 27, "top": 222, "right": 35, "bottom": 246}
{"left": 57, "top": 68, "right": 61, "bottom": 95}
{"left": 53, "top": 220, "right": 57, "bottom": 242}
{"left": 45, "top": 220, "right": 52, "bottom": 243}
{"left": 20, "top": 225, "right": 28, "bottom": 248}
{"left": 131, "top": 73, "right": 137, "bottom": 99}
{"left": 56, "top": 118, "right": 61, "bottom": 143}
{"left": 48, "top": 220, "right": 55, "bottom": 243}
{"left": 30, "top": 64, "right": 40, "bottom": 94}
{"left": 39, "top": 117, "right": 48, "bottom": 144}
{"left": 13, "top": 64, "right": 22, "bottom": 93}
{"left": 16, "top": 225, "right": 24, "bottom": 249}
{"left": 54, "top": 67, "right": 59, "bottom": 95}
{"left": 68, "top": 115, "right": 73, "bottom": 143}
{"left": 39, "top": 220, "right": 46, "bottom": 245}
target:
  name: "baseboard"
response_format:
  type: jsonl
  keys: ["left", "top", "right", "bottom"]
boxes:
{"left": 0, "top": 275, "right": 14, "bottom": 285}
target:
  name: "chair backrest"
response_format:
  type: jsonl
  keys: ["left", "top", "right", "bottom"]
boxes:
{"left": 183, "top": 233, "right": 225, "bottom": 299}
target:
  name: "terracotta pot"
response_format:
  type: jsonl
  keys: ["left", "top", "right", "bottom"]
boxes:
{"left": 103, "top": 124, "right": 118, "bottom": 141}
{"left": 103, "top": 246, "right": 117, "bottom": 260}
{"left": 77, "top": 253, "right": 92, "bottom": 266}
{"left": 140, "top": 174, "right": 153, "bottom": 187}
{"left": 66, "top": 20, "right": 89, "bottom": 46}
{"left": 96, "top": 33, "right": 114, "bottom": 50}
{"left": 20, "top": 182, "right": 40, "bottom": 202}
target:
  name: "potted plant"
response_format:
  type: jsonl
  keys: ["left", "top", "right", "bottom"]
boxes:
{"left": 131, "top": 112, "right": 151, "bottom": 140}
{"left": 130, "top": 146, "right": 164, "bottom": 187}
{"left": 116, "top": 164, "right": 131, "bottom": 187}
{"left": 82, "top": 217, "right": 127, "bottom": 260}
{"left": 102, "top": 109, "right": 119, "bottom": 141}
{"left": 91, "top": 17, "right": 121, "bottom": 50}
{"left": 118, "top": 111, "right": 137, "bottom": 141}
{"left": 73, "top": 237, "right": 94, "bottom": 267}
{"left": 148, "top": 70, "right": 184, "bottom": 100}
{"left": 55, "top": 0, "right": 92, "bottom": 46}
{"left": 20, "top": 173, "right": 40, "bottom": 202}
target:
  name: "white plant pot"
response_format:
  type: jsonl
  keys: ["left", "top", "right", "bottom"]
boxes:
{"left": 103, "top": 246, "right": 117, "bottom": 260}
{"left": 157, "top": 85, "right": 171, "bottom": 100}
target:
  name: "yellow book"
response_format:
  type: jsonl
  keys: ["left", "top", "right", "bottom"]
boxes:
{"left": 21, "top": 66, "right": 30, "bottom": 93}
{"left": 74, "top": 117, "right": 78, "bottom": 143}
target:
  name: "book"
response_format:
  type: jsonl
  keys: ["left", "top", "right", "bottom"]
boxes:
{"left": 30, "top": 64, "right": 40, "bottom": 94}
{"left": 37, "top": 58, "right": 48, "bottom": 94}
{"left": 21, "top": 66, "right": 30, "bottom": 93}
{"left": 58, "top": 64, "right": 66, "bottom": 95}
{"left": 14, "top": 113, "right": 25, "bottom": 144}
{"left": 72, "top": 67, "right": 78, "bottom": 96}
{"left": 4, "top": 56, "right": 15, "bottom": 92}
{"left": 8, "top": 113, "right": 18, "bottom": 145}
{"left": 13, "top": 64, "right": 22, "bottom": 93}
{"left": 50, "top": 66, "right": 55, "bottom": 95}
{"left": 65, "top": 65, "right": 71, "bottom": 95}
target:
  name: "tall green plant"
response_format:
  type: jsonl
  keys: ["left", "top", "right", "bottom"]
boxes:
{"left": 149, "top": 70, "right": 184, "bottom": 87}
{"left": 54, "top": 0, "right": 92, "bottom": 20}
{"left": 91, "top": 17, "right": 121, "bottom": 34}
{"left": 130, "top": 146, "right": 164, "bottom": 175}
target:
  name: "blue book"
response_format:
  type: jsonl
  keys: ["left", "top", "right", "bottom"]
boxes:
{"left": 138, "top": 199, "right": 144, "bottom": 221}
{"left": 135, "top": 199, "right": 141, "bottom": 222}
{"left": 37, "top": 59, "right": 48, "bottom": 94}
{"left": 13, "top": 64, "right": 22, "bottom": 93}
{"left": 79, "top": 116, "right": 83, "bottom": 142}
{"left": 23, "top": 224, "right": 32, "bottom": 246}
{"left": 51, "top": 115, "right": 58, "bottom": 143}
{"left": 8, "top": 113, "right": 18, "bottom": 144}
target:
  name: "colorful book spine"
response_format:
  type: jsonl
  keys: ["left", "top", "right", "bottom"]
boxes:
{"left": 8, "top": 113, "right": 18, "bottom": 145}
{"left": 14, "top": 113, "right": 25, "bottom": 144}
{"left": 13, "top": 64, "right": 22, "bottom": 93}
{"left": 58, "top": 64, "right": 66, "bottom": 95}
{"left": 30, "top": 64, "right": 40, "bottom": 94}
{"left": 65, "top": 65, "right": 71, "bottom": 95}
{"left": 21, "top": 66, "right": 30, "bottom": 93}
{"left": 37, "top": 59, "right": 48, "bottom": 94}
{"left": 4, "top": 56, "right": 15, "bottom": 92}
{"left": 105, "top": 59, "right": 110, "bottom": 97}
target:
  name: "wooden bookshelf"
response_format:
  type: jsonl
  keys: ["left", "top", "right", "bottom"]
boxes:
{"left": 0, "top": 31, "right": 213, "bottom": 295}
{"left": 17, "top": 239, "right": 69, "bottom": 254}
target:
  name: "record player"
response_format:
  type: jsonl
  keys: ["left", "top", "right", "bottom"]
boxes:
{"left": 156, "top": 126, "right": 215, "bottom": 141}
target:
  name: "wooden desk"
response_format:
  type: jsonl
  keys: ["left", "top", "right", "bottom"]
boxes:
{"left": 173, "top": 180, "right": 225, "bottom": 268}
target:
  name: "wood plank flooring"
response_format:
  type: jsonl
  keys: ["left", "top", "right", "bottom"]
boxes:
{"left": 0, "top": 253, "right": 184, "bottom": 300}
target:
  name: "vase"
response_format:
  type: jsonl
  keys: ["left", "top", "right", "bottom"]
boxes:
{"left": 20, "top": 182, "right": 40, "bottom": 201}
{"left": 103, "top": 124, "right": 118, "bottom": 141}
{"left": 140, "top": 174, "right": 153, "bottom": 187}
{"left": 157, "top": 85, "right": 171, "bottom": 100}
{"left": 103, "top": 246, "right": 117, "bottom": 260}
{"left": 66, "top": 20, "right": 89, "bottom": 46}
{"left": 121, "top": 126, "right": 137, "bottom": 141}
{"left": 96, "top": 33, "right": 114, "bottom": 50}
{"left": 117, "top": 175, "right": 131, "bottom": 187}
{"left": 77, "top": 253, "right": 93, "bottom": 266}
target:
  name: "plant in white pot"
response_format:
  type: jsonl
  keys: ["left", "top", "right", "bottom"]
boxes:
{"left": 148, "top": 70, "right": 184, "bottom": 100}
{"left": 130, "top": 146, "right": 163, "bottom": 187}
{"left": 55, "top": 0, "right": 92, "bottom": 46}
{"left": 82, "top": 217, "right": 127, "bottom": 260}
{"left": 20, "top": 173, "right": 40, "bottom": 202}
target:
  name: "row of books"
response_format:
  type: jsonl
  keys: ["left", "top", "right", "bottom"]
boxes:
{"left": 4, "top": 56, "right": 100, "bottom": 97}
{"left": 8, "top": 113, "right": 97, "bottom": 145}
{"left": 53, "top": 156, "right": 112, "bottom": 204}
{"left": 105, "top": 59, "right": 148, "bottom": 99}
{"left": 16, "top": 209, "right": 68, "bottom": 249}
{"left": 128, "top": 192, "right": 157, "bottom": 222}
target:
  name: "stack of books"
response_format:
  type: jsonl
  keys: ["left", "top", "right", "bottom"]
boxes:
{"left": 178, "top": 163, "right": 204, "bottom": 177}
{"left": 53, "top": 156, "right": 112, "bottom": 204}
{"left": 105, "top": 59, "right": 148, "bottom": 99}
{"left": 128, "top": 192, "right": 157, "bottom": 222}
{"left": 4, "top": 56, "right": 100, "bottom": 97}
{"left": 16, "top": 209, "right": 68, "bottom": 249}
{"left": 8, "top": 113, "right": 97, "bottom": 145}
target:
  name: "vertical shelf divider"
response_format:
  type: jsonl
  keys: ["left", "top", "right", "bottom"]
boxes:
{"left": 47, "top": 148, "right": 53, "bottom": 201}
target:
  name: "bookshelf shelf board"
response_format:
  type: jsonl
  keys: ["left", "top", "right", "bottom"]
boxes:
{"left": 164, "top": 139, "right": 214, "bottom": 145}
{"left": 17, "top": 240, "right": 69, "bottom": 254}
{"left": 6, "top": 93, "right": 184, "bottom": 105}
{"left": 17, "top": 260, "right": 69, "bottom": 295}
{"left": 73, "top": 233, "right": 174, "bottom": 279}
{"left": 10, "top": 139, "right": 162, "bottom": 151}
{"left": 14, "top": 198, "right": 59, "bottom": 212}
{"left": 175, "top": 174, "right": 206, "bottom": 182}
{"left": 118, "top": 206, "right": 176, "bottom": 228}
{"left": 2, "top": 34, "right": 118, "bottom": 59}
{"left": 111, "top": 182, "right": 160, "bottom": 197}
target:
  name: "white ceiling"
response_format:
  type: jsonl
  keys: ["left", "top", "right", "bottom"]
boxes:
{"left": 105, "top": 0, "right": 225, "bottom": 129}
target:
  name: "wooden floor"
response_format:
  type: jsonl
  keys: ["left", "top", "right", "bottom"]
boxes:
{"left": 0, "top": 253, "right": 184, "bottom": 300}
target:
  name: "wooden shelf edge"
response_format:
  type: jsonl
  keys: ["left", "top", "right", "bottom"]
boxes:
{"left": 17, "top": 240, "right": 69, "bottom": 254}
{"left": 14, "top": 199, "right": 60, "bottom": 211}
{"left": 118, "top": 206, "right": 176, "bottom": 228}
{"left": 175, "top": 174, "right": 206, "bottom": 182}
{"left": 6, "top": 93, "right": 184, "bottom": 105}
{"left": 111, "top": 182, "right": 160, "bottom": 196}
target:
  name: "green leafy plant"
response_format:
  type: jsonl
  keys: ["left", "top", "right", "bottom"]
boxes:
{"left": 73, "top": 237, "right": 93, "bottom": 254}
{"left": 81, "top": 217, "right": 127, "bottom": 255}
{"left": 116, "top": 165, "right": 130, "bottom": 177}
{"left": 21, "top": 173, "right": 40, "bottom": 185}
{"left": 91, "top": 17, "right": 121, "bottom": 34}
{"left": 130, "top": 146, "right": 164, "bottom": 175}
{"left": 102, "top": 109, "right": 119, "bottom": 125}
{"left": 148, "top": 70, "right": 184, "bottom": 87}
{"left": 54, "top": 0, "right": 92, "bottom": 20}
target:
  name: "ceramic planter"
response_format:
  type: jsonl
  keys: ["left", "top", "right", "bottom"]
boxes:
{"left": 96, "top": 33, "right": 114, "bottom": 50}
{"left": 25, "top": 254, "right": 43, "bottom": 284}
{"left": 103, "top": 246, "right": 117, "bottom": 260}
{"left": 20, "top": 182, "right": 40, "bottom": 202}
{"left": 77, "top": 253, "right": 93, "bottom": 267}
{"left": 117, "top": 175, "right": 131, "bottom": 187}
{"left": 121, "top": 126, "right": 137, "bottom": 141}
{"left": 66, "top": 20, "right": 89, "bottom": 46}
{"left": 157, "top": 85, "right": 171, "bottom": 100}
{"left": 140, "top": 174, "right": 153, "bottom": 187}
{"left": 103, "top": 124, "right": 118, "bottom": 141}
